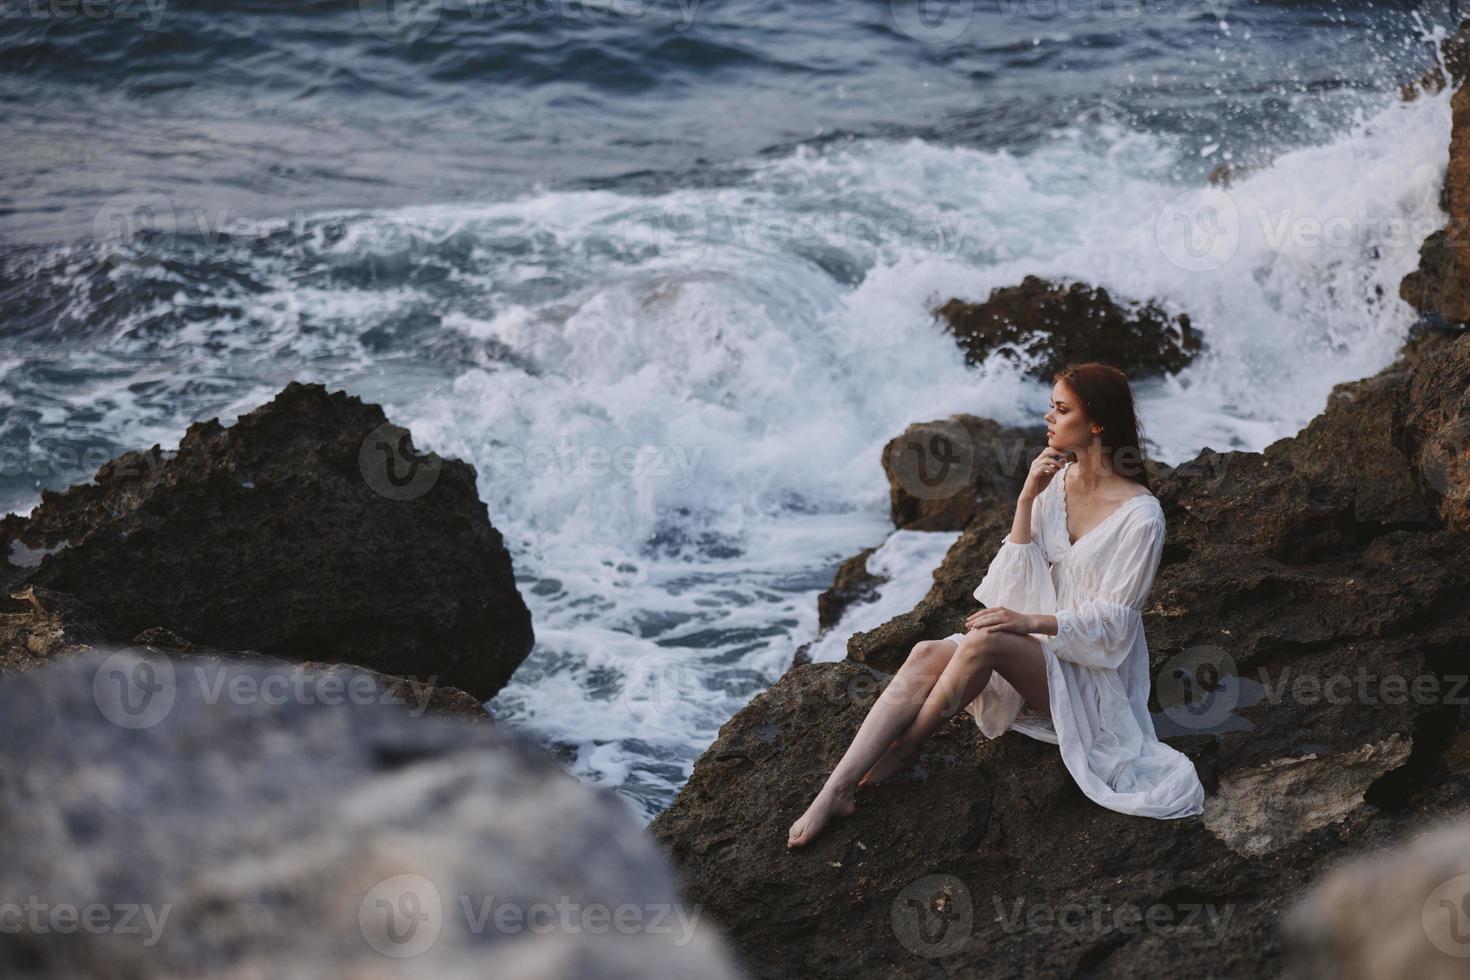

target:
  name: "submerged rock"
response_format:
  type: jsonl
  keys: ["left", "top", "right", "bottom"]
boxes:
{"left": 933, "top": 275, "right": 1201, "bottom": 382}
{"left": 816, "top": 546, "right": 884, "bottom": 632}
{"left": 0, "top": 382, "right": 534, "bottom": 702}
{"left": 0, "top": 651, "right": 746, "bottom": 979}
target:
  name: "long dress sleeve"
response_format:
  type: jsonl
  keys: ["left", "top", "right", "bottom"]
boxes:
{"left": 972, "top": 492, "right": 1057, "bottom": 621}
{"left": 1041, "top": 513, "right": 1165, "bottom": 670}
{"left": 962, "top": 491, "right": 1059, "bottom": 739}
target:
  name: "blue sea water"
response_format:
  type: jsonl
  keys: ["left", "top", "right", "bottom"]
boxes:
{"left": 0, "top": 0, "right": 1460, "bottom": 821}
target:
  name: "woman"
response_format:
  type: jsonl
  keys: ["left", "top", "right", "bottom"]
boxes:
{"left": 787, "top": 362, "right": 1206, "bottom": 849}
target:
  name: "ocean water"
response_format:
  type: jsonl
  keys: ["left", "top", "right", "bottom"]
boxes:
{"left": 0, "top": 0, "right": 1459, "bottom": 822}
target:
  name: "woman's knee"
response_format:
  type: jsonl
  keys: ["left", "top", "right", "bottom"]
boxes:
{"left": 905, "top": 639, "right": 953, "bottom": 670}
{"left": 955, "top": 630, "right": 1003, "bottom": 670}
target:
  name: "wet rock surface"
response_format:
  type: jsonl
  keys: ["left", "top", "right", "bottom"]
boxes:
{"left": 0, "top": 381, "right": 534, "bottom": 702}
{"left": 648, "top": 331, "right": 1470, "bottom": 978}
{"left": 934, "top": 275, "right": 1201, "bottom": 383}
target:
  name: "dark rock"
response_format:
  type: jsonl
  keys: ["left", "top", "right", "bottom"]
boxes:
{"left": 881, "top": 415, "right": 1047, "bottom": 532}
{"left": 816, "top": 546, "right": 884, "bottom": 631}
{"left": 0, "top": 651, "right": 746, "bottom": 979}
{"left": 647, "top": 335, "right": 1470, "bottom": 978}
{"left": 0, "top": 586, "right": 108, "bottom": 673}
{"left": 1264, "top": 331, "right": 1448, "bottom": 529}
{"left": 933, "top": 275, "right": 1202, "bottom": 383}
{"left": 1207, "top": 159, "right": 1264, "bottom": 188}
{"left": 1402, "top": 41, "right": 1470, "bottom": 324}
{"left": 0, "top": 382, "right": 533, "bottom": 702}
{"left": 1392, "top": 330, "right": 1470, "bottom": 533}
{"left": 1400, "top": 18, "right": 1470, "bottom": 102}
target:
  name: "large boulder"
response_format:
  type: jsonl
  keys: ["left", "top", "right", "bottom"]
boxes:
{"left": 647, "top": 333, "right": 1470, "bottom": 978}
{"left": 0, "top": 382, "right": 533, "bottom": 702}
{"left": 933, "top": 275, "right": 1201, "bottom": 382}
{"left": 880, "top": 415, "right": 1046, "bottom": 532}
{"left": 0, "top": 650, "right": 748, "bottom": 979}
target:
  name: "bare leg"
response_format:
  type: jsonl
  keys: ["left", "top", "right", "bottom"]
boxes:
{"left": 894, "top": 629, "right": 1050, "bottom": 754}
{"left": 786, "top": 640, "right": 956, "bottom": 848}
{"left": 856, "top": 636, "right": 975, "bottom": 787}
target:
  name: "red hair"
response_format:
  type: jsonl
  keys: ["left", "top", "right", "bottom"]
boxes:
{"left": 1053, "top": 362, "right": 1153, "bottom": 492}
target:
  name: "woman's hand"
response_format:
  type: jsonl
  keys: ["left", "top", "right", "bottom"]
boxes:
{"left": 1023, "top": 447, "right": 1071, "bottom": 499}
{"left": 964, "top": 606, "right": 1035, "bottom": 635}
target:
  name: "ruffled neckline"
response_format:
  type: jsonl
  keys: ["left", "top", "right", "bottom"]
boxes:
{"left": 1054, "top": 460, "right": 1155, "bottom": 550}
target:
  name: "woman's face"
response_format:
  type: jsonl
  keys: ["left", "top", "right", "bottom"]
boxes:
{"left": 1044, "top": 381, "right": 1091, "bottom": 456}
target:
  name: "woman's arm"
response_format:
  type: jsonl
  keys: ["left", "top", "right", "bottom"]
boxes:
{"left": 1008, "top": 491, "right": 1039, "bottom": 546}
{"left": 1025, "top": 613, "right": 1057, "bottom": 635}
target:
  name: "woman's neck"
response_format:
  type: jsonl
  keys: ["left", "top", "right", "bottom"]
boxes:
{"left": 1068, "top": 448, "right": 1117, "bottom": 491}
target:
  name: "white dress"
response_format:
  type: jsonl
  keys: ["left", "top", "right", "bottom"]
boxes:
{"left": 942, "top": 460, "right": 1206, "bottom": 819}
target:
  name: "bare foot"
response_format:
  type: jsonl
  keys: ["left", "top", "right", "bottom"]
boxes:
{"left": 857, "top": 738, "right": 919, "bottom": 788}
{"left": 786, "top": 783, "right": 856, "bottom": 849}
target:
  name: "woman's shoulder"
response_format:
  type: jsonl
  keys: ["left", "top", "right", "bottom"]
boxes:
{"left": 1126, "top": 491, "right": 1165, "bottom": 528}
